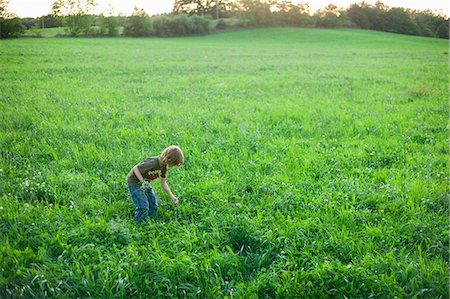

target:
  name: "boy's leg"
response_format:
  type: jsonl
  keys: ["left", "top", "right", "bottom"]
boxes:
{"left": 128, "top": 185, "right": 150, "bottom": 223}
{"left": 145, "top": 187, "right": 158, "bottom": 220}
{"left": 134, "top": 208, "right": 149, "bottom": 222}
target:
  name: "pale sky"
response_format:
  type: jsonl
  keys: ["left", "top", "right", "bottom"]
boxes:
{"left": 8, "top": 0, "right": 449, "bottom": 18}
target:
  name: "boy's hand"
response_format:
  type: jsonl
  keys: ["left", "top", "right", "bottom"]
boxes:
{"left": 140, "top": 181, "right": 151, "bottom": 190}
{"left": 171, "top": 196, "right": 178, "bottom": 205}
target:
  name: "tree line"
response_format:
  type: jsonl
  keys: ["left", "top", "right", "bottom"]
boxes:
{"left": 1, "top": 0, "right": 448, "bottom": 39}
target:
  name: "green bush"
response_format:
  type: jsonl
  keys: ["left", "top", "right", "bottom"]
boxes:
{"left": 152, "top": 15, "right": 173, "bottom": 37}
{"left": 171, "top": 14, "right": 189, "bottom": 35}
{"left": 122, "top": 14, "right": 212, "bottom": 37}
{"left": 96, "top": 15, "right": 119, "bottom": 37}
{"left": 123, "top": 14, "right": 153, "bottom": 37}
{"left": 152, "top": 14, "right": 211, "bottom": 37}
{"left": 0, "top": 17, "right": 25, "bottom": 38}
{"left": 214, "top": 18, "right": 252, "bottom": 30}
{"left": 61, "top": 15, "right": 94, "bottom": 36}
{"left": 186, "top": 15, "right": 211, "bottom": 34}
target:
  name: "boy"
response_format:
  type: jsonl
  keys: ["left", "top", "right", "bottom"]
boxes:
{"left": 126, "top": 145, "right": 184, "bottom": 222}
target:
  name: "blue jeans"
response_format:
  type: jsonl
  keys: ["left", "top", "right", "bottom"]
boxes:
{"left": 128, "top": 185, "right": 158, "bottom": 222}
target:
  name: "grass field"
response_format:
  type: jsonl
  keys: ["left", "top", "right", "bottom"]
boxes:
{"left": 22, "top": 27, "right": 66, "bottom": 38}
{"left": 0, "top": 28, "right": 448, "bottom": 297}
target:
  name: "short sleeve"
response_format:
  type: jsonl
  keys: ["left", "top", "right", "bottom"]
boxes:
{"left": 136, "top": 158, "right": 155, "bottom": 175}
{"left": 160, "top": 165, "right": 167, "bottom": 178}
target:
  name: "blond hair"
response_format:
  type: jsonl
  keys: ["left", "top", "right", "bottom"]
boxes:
{"left": 160, "top": 145, "right": 184, "bottom": 167}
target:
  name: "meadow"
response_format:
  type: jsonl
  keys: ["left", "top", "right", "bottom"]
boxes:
{"left": 0, "top": 28, "right": 448, "bottom": 298}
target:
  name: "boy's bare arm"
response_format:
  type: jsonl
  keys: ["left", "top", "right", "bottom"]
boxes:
{"left": 133, "top": 166, "right": 145, "bottom": 182}
{"left": 160, "top": 177, "right": 178, "bottom": 204}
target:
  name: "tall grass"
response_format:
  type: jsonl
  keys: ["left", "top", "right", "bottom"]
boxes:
{"left": 0, "top": 28, "right": 448, "bottom": 297}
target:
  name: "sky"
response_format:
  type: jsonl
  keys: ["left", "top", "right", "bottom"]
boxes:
{"left": 8, "top": 0, "right": 450, "bottom": 18}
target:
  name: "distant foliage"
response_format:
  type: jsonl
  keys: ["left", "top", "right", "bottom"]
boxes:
{"left": 236, "top": 0, "right": 272, "bottom": 25}
{"left": 151, "top": 15, "right": 172, "bottom": 37}
{"left": 63, "top": 14, "right": 94, "bottom": 36}
{"left": 347, "top": 2, "right": 449, "bottom": 38}
{"left": 170, "top": 0, "right": 448, "bottom": 39}
{"left": 271, "top": 1, "right": 312, "bottom": 26}
{"left": 215, "top": 17, "right": 251, "bottom": 30}
{"left": 184, "top": 14, "right": 212, "bottom": 35}
{"left": 313, "top": 4, "right": 350, "bottom": 28}
{"left": 51, "top": 0, "right": 96, "bottom": 36}
{"left": 123, "top": 13, "right": 212, "bottom": 37}
{"left": 12, "top": 0, "right": 450, "bottom": 39}
{"left": 20, "top": 15, "right": 62, "bottom": 30}
{"left": 41, "top": 14, "right": 63, "bottom": 28}
{"left": 0, "top": 17, "right": 25, "bottom": 38}
{"left": 173, "top": 0, "right": 220, "bottom": 16}
{"left": 96, "top": 15, "right": 119, "bottom": 36}
{"left": 0, "top": 0, "right": 9, "bottom": 18}
{"left": 123, "top": 7, "right": 153, "bottom": 37}
{"left": 0, "top": 0, "right": 25, "bottom": 38}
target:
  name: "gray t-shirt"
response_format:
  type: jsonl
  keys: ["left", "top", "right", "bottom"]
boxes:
{"left": 126, "top": 156, "right": 167, "bottom": 186}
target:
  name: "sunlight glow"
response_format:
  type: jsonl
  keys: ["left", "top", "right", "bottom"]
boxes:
{"left": 8, "top": 0, "right": 449, "bottom": 18}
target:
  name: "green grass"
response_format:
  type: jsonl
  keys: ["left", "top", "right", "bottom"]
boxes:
{"left": 22, "top": 27, "right": 66, "bottom": 38}
{"left": 0, "top": 28, "right": 448, "bottom": 298}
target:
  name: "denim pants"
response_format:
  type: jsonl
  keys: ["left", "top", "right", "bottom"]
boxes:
{"left": 128, "top": 185, "right": 158, "bottom": 222}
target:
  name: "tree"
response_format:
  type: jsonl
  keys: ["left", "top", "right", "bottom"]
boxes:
{"left": 371, "top": 1, "right": 389, "bottom": 30}
{"left": 347, "top": 2, "right": 373, "bottom": 29}
{"left": 20, "top": 17, "right": 37, "bottom": 29}
{"left": 0, "top": 0, "right": 25, "bottom": 38}
{"left": 174, "top": 0, "right": 237, "bottom": 19}
{"left": 273, "top": 1, "right": 311, "bottom": 26}
{"left": 0, "top": 0, "right": 15, "bottom": 19}
{"left": 433, "top": 16, "right": 449, "bottom": 39}
{"left": 123, "top": 7, "right": 153, "bottom": 37}
{"left": 411, "top": 10, "right": 448, "bottom": 39}
{"left": 97, "top": 4, "right": 119, "bottom": 36}
{"left": 0, "top": 18, "right": 25, "bottom": 37}
{"left": 0, "top": 0, "right": 7, "bottom": 18}
{"left": 314, "top": 4, "right": 348, "bottom": 28}
{"left": 173, "top": 0, "right": 216, "bottom": 16}
{"left": 236, "top": 0, "right": 272, "bottom": 25}
{"left": 384, "top": 7, "right": 419, "bottom": 35}
{"left": 52, "top": 0, "right": 96, "bottom": 36}
{"left": 97, "top": 14, "right": 119, "bottom": 36}
{"left": 41, "top": 14, "right": 64, "bottom": 28}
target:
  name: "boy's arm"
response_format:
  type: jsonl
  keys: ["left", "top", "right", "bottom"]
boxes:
{"left": 133, "top": 166, "right": 145, "bottom": 183}
{"left": 160, "top": 177, "right": 178, "bottom": 205}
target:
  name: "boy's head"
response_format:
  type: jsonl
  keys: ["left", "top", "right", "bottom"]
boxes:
{"left": 161, "top": 145, "right": 184, "bottom": 167}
